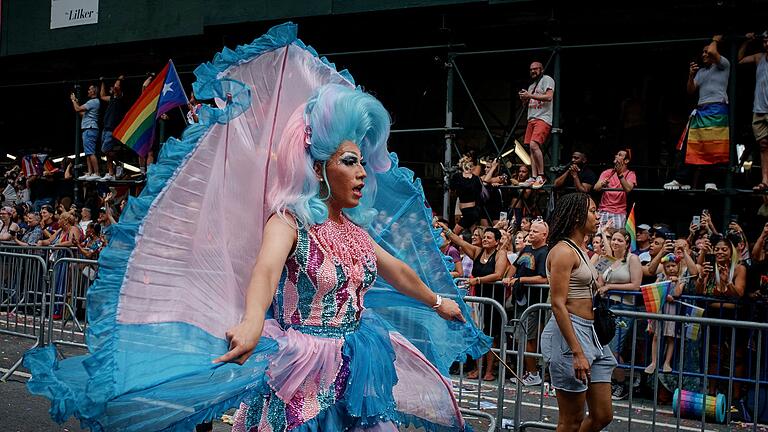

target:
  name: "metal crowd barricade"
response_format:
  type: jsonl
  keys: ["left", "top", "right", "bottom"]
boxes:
{"left": 0, "top": 243, "right": 79, "bottom": 262}
{"left": 512, "top": 302, "right": 768, "bottom": 432}
{"left": 47, "top": 256, "right": 98, "bottom": 350}
{"left": 0, "top": 251, "right": 48, "bottom": 381}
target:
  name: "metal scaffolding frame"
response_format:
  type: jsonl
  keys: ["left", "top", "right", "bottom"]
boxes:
{"left": 439, "top": 34, "right": 750, "bottom": 221}
{"left": 6, "top": 33, "right": 755, "bottom": 224}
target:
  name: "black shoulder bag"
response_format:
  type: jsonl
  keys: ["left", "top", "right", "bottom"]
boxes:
{"left": 562, "top": 239, "right": 616, "bottom": 346}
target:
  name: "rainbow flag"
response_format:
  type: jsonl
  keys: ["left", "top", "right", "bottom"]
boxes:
{"left": 679, "top": 302, "right": 705, "bottom": 341}
{"left": 680, "top": 103, "right": 730, "bottom": 165}
{"left": 625, "top": 203, "right": 636, "bottom": 252}
{"left": 641, "top": 280, "right": 672, "bottom": 313}
{"left": 113, "top": 60, "right": 188, "bottom": 157}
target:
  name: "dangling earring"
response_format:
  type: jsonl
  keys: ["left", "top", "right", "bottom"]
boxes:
{"left": 318, "top": 163, "right": 331, "bottom": 201}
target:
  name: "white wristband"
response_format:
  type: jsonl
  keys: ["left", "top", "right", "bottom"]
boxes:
{"left": 432, "top": 294, "right": 443, "bottom": 309}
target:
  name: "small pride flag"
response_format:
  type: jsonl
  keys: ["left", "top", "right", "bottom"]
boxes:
{"left": 641, "top": 280, "right": 672, "bottom": 313}
{"left": 679, "top": 302, "right": 705, "bottom": 341}
{"left": 625, "top": 203, "right": 637, "bottom": 252}
{"left": 113, "top": 60, "right": 188, "bottom": 157}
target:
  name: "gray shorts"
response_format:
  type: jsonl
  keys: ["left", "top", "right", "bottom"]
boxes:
{"left": 541, "top": 315, "right": 617, "bottom": 393}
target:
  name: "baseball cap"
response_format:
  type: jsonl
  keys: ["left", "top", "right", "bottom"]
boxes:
{"left": 637, "top": 224, "right": 651, "bottom": 231}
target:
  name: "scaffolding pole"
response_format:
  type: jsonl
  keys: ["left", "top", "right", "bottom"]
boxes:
{"left": 551, "top": 45, "right": 562, "bottom": 169}
{"left": 73, "top": 84, "right": 81, "bottom": 205}
{"left": 724, "top": 38, "right": 738, "bottom": 223}
{"left": 443, "top": 56, "right": 455, "bottom": 220}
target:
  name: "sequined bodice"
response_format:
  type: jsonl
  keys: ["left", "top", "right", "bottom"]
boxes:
{"left": 272, "top": 217, "right": 377, "bottom": 336}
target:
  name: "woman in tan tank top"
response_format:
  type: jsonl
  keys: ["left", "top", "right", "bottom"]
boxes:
{"left": 544, "top": 193, "right": 616, "bottom": 432}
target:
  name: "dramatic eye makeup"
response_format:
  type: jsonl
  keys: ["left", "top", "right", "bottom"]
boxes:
{"left": 338, "top": 152, "right": 366, "bottom": 167}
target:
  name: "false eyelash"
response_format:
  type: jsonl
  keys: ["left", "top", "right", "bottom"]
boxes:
{"left": 340, "top": 156, "right": 366, "bottom": 167}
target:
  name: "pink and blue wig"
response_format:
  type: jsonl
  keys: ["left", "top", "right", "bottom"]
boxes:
{"left": 269, "top": 84, "right": 392, "bottom": 227}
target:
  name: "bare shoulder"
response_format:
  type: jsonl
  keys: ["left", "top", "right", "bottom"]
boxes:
{"left": 264, "top": 213, "right": 298, "bottom": 240}
{"left": 546, "top": 241, "right": 579, "bottom": 268}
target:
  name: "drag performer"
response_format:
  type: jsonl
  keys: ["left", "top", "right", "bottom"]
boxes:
{"left": 542, "top": 193, "right": 616, "bottom": 432}
{"left": 220, "top": 84, "right": 469, "bottom": 430}
{"left": 25, "top": 23, "right": 488, "bottom": 431}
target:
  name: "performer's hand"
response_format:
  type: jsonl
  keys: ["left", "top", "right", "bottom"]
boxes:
{"left": 213, "top": 317, "right": 264, "bottom": 365}
{"left": 573, "top": 352, "right": 591, "bottom": 383}
{"left": 436, "top": 298, "right": 466, "bottom": 323}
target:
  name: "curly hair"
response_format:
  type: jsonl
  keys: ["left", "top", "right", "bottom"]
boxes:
{"left": 547, "top": 192, "right": 590, "bottom": 248}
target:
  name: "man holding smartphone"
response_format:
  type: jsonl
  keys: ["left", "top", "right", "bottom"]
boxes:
{"left": 519, "top": 61, "right": 555, "bottom": 189}
{"left": 665, "top": 35, "right": 730, "bottom": 191}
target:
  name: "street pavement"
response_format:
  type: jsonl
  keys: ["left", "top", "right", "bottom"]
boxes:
{"left": 1, "top": 333, "right": 759, "bottom": 431}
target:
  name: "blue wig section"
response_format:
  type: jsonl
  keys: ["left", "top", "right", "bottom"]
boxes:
{"left": 25, "top": 22, "right": 489, "bottom": 431}
{"left": 300, "top": 84, "right": 391, "bottom": 227}
{"left": 365, "top": 153, "right": 493, "bottom": 374}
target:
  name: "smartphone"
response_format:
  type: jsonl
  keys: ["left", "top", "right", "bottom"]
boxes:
{"left": 692, "top": 215, "right": 701, "bottom": 226}
{"left": 705, "top": 254, "right": 716, "bottom": 269}
{"left": 667, "top": 233, "right": 677, "bottom": 241}
{"left": 499, "top": 211, "right": 508, "bottom": 222}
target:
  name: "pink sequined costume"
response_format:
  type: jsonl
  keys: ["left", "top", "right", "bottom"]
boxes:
{"left": 231, "top": 215, "right": 467, "bottom": 432}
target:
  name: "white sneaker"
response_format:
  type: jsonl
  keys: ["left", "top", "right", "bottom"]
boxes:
{"left": 77, "top": 173, "right": 91, "bottom": 181}
{"left": 521, "top": 372, "right": 542, "bottom": 386}
{"left": 99, "top": 173, "right": 115, "bottom": 182}
{"left": 531, "top": 176, "right": 546, "bottom": 189}
{"left": 519, "top": 177, "right": 535, "bottom": 187}
{"left": 663, "top": 180, "right": 690, "bottom": 191}
{"left": 85, "top": 174, "right": 102, "bottom": 181}
{"left": 705, "top": 183, "right": 718, "bottom": 192}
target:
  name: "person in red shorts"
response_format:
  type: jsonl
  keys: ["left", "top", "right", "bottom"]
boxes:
{"left": 519, "top": 61, "right": 555, "bottom": 189}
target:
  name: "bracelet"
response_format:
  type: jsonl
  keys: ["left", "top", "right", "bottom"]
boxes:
{"left": 432, "top": 294, "right": 443, "bottom": 309}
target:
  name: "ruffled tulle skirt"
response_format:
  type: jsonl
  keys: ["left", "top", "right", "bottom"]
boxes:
{"left": 232, "top": 311, "right": 466, "bottom": 432}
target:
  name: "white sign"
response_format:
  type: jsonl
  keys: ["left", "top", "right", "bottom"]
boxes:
{"left": 50, "top": 0, "right": 99, "bottom": 29}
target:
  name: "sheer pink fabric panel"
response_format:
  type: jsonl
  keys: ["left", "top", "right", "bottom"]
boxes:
{"left": 117, "top": 45, "right": 353, "bottom": 338}
{"left": 390, "top": 333, "right": 465, "bottom": 429}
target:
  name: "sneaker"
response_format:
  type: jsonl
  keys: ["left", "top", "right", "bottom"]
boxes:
{"left": 521, "top": 372, "right": 542, "bottom": 386}
{"left": 611, "top": 383, "right": 628, "bottom": 400}
{"left": 705, "top": 183, "right": 718, "bottom": 192}
{"left": 85, "top": 173, "right": 101, "bottom": 181}
{"left": 663, "top": 180, "right": 691, "bottom": 191}
{"left": 99, "top": 173, "right": 115, "bottom": 182}
{"left": 77, "top": 173, "right": 92, "bottom": 181}
{"left": 115, "top": 165, "right": 125, "bottom": 179}
{"left": 531, "top": 176, "right": 546, "bottom": 189}
{"left": 519, "top": 177, "right": 535, "bottom": 187}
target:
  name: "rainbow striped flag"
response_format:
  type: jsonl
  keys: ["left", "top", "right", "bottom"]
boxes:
{"left": 641, "top": 280, "right": 673, "bottom": 313}
{"left": 679, "top": 302, "right": 705, "bottom": 341}
{"left": 113, "top": 60, "right": 188, "bottom": 157}
{"left": 625, "top": 203, "right": 636, "bottom": 252}
{"left": 682, "top": 103, "right": 730, "bottom": 165}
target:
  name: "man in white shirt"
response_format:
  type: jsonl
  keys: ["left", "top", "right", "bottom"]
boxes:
{"left": 519, "top": 62, "right": 555, "bottom": 189}
{"left": 738, "top": 31, "right": 768, "bottom": 191}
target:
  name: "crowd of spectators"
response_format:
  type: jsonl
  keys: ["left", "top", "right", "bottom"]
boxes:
{"left": 437, "top": 177, "right": 766, "bottom": 412}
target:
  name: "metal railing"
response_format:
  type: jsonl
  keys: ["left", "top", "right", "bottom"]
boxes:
{"left": 47, "top": 256, "right": 97, "bottom": 349}
{"left": 0, "top": 251, "right": 48, "bottom": 381}
{"left": 511, "top": 302, "right": 768, "bottom": 432}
